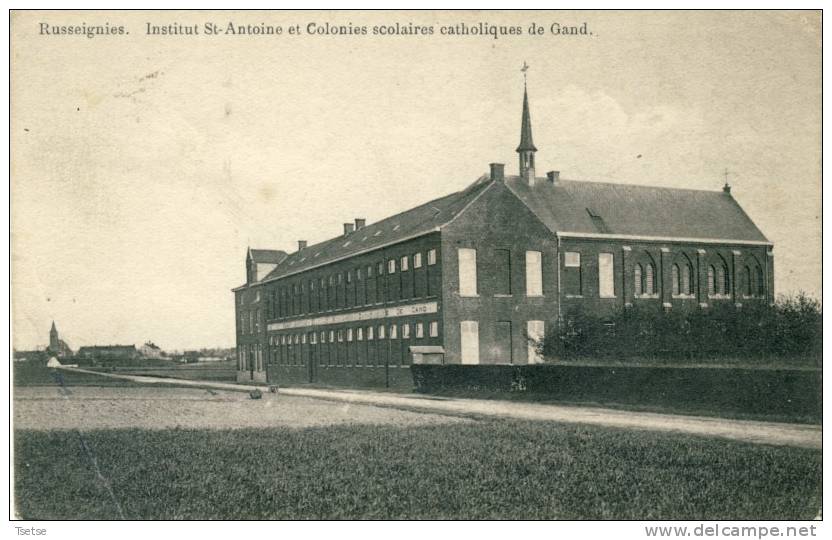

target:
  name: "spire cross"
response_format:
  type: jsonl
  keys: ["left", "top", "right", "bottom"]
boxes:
{"left": 521, "top": 61, "right": 529, "bottom": 84}
{"left": 723, "top": 168, "right": 733, "bottom": 185}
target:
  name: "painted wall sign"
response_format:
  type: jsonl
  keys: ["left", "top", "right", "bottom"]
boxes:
{"left": 267, "top": 301, "right": 439, "bottom": 332}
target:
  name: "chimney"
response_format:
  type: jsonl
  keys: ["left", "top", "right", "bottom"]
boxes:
{"left": 546, "top": 171, "right": 560, "bottom": 184}
{"left": 298, "top": 240, "right": 307, "bottom": 251}
{"left": 489, "top": 163, "right": 505, "bottom": 182}
{"left": 355, "top": 218, "right": 366, "bottom": 230}
{"left": 344, "top": 223, "right": 355, "bottom": 236}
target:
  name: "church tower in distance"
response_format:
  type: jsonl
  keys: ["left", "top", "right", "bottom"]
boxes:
{"left": 49, "top": 321, "right": 59, "bottom": 352}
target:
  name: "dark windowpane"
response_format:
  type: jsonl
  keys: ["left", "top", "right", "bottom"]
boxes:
{"left": 495, "top": 249, "right": 511, "bottom": 295}
{"left": 757, "top": 266, "right": 765, "bottom": 296}
{"left": 635, "top": 264, "right": 643, "bottom": 296}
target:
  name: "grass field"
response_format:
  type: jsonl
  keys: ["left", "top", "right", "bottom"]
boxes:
{"left": 13, "top": 363, "right": 236, "bottom": 387}
{"left": 13, "top": 364, "right": 140, "bottom": 388}
{"left": 14, "top": 422, "right": 821, "bottom": 520}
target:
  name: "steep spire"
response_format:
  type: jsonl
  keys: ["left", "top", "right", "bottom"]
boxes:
{"left": 516, "top": 84, "right": 537, "bottom": 153}
{"left": 49, "top": 321, "right": 59, "bottom": 352}
{"left": 517, "top": 80, "right": 537, "bottom": 184}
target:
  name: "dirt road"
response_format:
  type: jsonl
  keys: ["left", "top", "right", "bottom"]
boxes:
{"left": 46, "top": 367, "right": 822, "bottom": 449}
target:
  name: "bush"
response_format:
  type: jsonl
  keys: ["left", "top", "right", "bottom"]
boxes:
{"left": 537, "top": 292, "right": 821, "bottom": 364}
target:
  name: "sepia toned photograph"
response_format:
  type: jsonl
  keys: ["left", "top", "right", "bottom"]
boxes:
{"left": 9, "top": 9, "right": 822, "bottom": 524}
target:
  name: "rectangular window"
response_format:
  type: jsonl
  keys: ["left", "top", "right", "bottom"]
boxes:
{"left": 329, "top": 330, "right": 335, "bottom": 343}
{"left": 311, "top": 332, "right": 317, "bottom": 345}
{"left": 427, "top": 249, "right": 437, "bottom": 265}
{"left": 564, "top": 251, "right": 581, "bottom": 267}
{"left": 301, "top": 333, "right": 307, "bottom": 344}
{"left": 495, "top": 321, "right": 512, "bottom": 363}
{"left": 388, "top": 259, "right": 396, "bottom": 274}
{"left": 347, "top": 328, "right": 353, "bottom": 342}
{"left": 415, "top": 322, "right": 424, "bottom": 338}
{"left": 401, "top": 255, "right": 409, "bottom": 271}
{"left": 367, "top": 326, "right": 374, "bottom": 340}
{"left": 390, "top": 324, "right": 398, "bottom": 339}
{"left": 337, "top": 329, "right": 343, "bottom": 342}
{"left": 402, "top": 323, "right": 410, "bottom": 339}
{"left": 378, "top": 325, "right": 386, "bottom": 339}
{"left": 460, "top": 321, "right": 480, "bottom": 365}
{"left": 377, "top": 262, "right": 384, "bottom": 276}
{"left": 526, "top": 250, "right": 543, "bottom": 296}
{"left": 414, "top": 253, "right": 423, "bottom": 268}
{"left": 598, "top": 253, "right": 615, "bottom": 298}
{"left": 346, "top": 271, "right": 352, "bottom": 283}
{"left": 357, "top": 327, "right": 364, "bottom": 341}
{"left": 458, "top": 248, "right": 478, "bottom": 297}
{"left": 495, "top": 249, "right": 511, "bottom": 295}
{"left": 320, "top": 331, "right": 326, "bottom": 344}
{"left": 429, "top": 321, "right": 439, "bottom": 337}
{"left": 367, "top": 265, "right": 373, "bottom": 278}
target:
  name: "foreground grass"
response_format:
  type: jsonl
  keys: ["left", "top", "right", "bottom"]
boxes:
{"left": 15, "top": 422, "right": 820, "bottom": 520}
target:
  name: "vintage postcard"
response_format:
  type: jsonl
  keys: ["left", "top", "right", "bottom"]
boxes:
{"left": 9, "top": 9, "right": 822, "bottom": 527}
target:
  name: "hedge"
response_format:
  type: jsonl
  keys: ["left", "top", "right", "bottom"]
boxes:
{"left": 410, "top": 364, "right": 822, "bottom": 421}
{"left": 538, "top": 293, "right": 821, "bottom": 364}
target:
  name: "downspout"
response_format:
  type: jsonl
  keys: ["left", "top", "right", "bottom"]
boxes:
{"left": 556, "top": 234, "right": 563, "bottom": 323}
{"left": 554, "top": 233, "right": 563, "bottom": 364}
{"left": 386, "top": 338, "right": 390, "bottom": 388}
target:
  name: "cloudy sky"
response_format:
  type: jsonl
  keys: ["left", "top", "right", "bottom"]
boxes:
{"left": 11, "top": 10, "right": 820, "bottom": 351}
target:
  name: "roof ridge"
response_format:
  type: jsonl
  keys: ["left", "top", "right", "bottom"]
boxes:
{"left": 557, "top": 178, "right": 726, "bottom": 194}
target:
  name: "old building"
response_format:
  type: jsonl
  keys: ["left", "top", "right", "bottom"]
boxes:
{"left": 47, "top": 321, "right": 74, "bottom": 358}
{"left": 76, "top": 345, "right": 138, "bottom": 362}
{"left": 233, "top": 84, "right": 772, "bottom": 386}
{"left": 139, "top": 341, "right": 164, "bottom": 358}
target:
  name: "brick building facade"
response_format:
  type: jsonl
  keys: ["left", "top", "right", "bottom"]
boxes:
{"left": 232, "top": 85, "right": 772, "bottom": 386}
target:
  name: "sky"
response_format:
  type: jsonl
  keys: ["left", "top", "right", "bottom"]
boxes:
{"left": 11, "top": 10, "right": 821, "bottom": 351}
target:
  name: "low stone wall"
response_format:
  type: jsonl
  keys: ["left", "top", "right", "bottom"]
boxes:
{"left": 411, "top": 364, "right": 822, "bottom": 420}
{"left": 267, "top": 365, "right": 414, "bottom": 390}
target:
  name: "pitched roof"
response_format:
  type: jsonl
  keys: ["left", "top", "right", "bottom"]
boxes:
{"left": 505, "top": 176, "right": 769, "bottom": 243}
{"left": 248, "top": 249, "right": 288, "bottom": 265}
{"left": 255, "top": 176, "right": 493, "bottom": 284}
{"left": 235, "top": 172, "right": 769, "bottom": 290}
